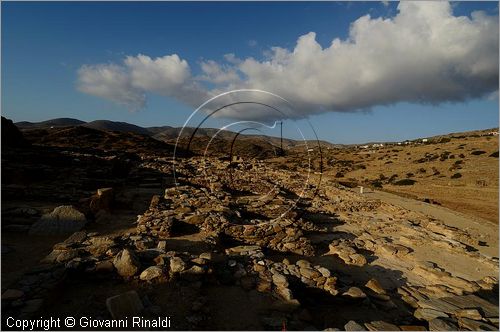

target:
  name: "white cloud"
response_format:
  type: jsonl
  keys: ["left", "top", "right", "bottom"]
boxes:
{"left": 78, "top": 54, "right": 209, "bottom": 111}
{"left": 77, "top": 1, "right": 498, "bottom": 119}
{"left": 125, "top": 54, "right": 190, "bottom": 92}
{"left": 77, "top": 64, "right": 145, "bottom": 111}
{"left": 229, "top": 1, "right": 498, "bottom": 117}
{"left": 199, "top": 60, "right": 240, "bottom": 84}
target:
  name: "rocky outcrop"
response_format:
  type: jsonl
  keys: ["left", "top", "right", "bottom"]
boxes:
{"left": 1, "top": 116, "right": 29, "bottom": 148}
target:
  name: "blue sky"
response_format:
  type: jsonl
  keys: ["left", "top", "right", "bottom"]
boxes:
{"left": 2, "top": 1, "right": 499, "bottom": 144}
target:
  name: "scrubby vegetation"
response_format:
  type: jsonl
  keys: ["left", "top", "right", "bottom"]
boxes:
{"left": 393, "top": 179, "right": 416, "bottom": 186}
{"left": 471, "top": 150, "right": 486, "bottom": 156}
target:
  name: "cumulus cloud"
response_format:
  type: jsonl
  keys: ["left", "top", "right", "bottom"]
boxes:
{"left": 77, "top": 54, "right": 209, "bottom": 111}
{"left": 77, "top": 64, "right": 146, "bottom": 110}
{"left": 199, "top": 60, "right": 241, "bottom": 84}
{"left": 77, "top": 1, "right": 498, "bottom": 119}
{"left": 125, "top": 54, "right": 190, "bottom": 92}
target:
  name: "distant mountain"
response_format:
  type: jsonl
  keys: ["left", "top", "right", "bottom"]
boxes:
{"left": 15, "top": 118, "right": 85, "bottom": 128}
{"left": 150, "top": 126, "right": 334, "bottom": 148}
{"left": 14, "top": 118, "right": 337, "bottom": 154}
{"left": 151, "top": 127, "right": 239, "bottom": 142}
{"left": 82, "top": 120, "right": 151, "bottom": 135}
{"left": 145, "top": 125, "right": 173, "bottom": 135}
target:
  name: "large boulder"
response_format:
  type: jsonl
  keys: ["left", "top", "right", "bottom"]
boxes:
{"left": 139, "top": 266, "right": 164, "bottom": 281}
{"left": 113, "top": 249, "right": 140, "bottom": 277}
{"left": 169, "top": 257, "right": 186, "bottom": 273}
{"left": 29, "top": 205, "right": 87, "bottom": 235}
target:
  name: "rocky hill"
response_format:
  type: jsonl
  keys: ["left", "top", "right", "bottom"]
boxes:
{"left": 15, "top": 118, "right": 336, "bottom": 158}
{"left": 15, "top": 118, "right": 86, "bottom": 128}
{"left": 82, "top": 120, "right": 152, "bottom": 136}
{"left": 21, "top": 126, "right": 178, "bottom": 157}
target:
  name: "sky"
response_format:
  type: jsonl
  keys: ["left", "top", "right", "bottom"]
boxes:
{"left": 2, "top": 1, "right": 499, "bottom": 144}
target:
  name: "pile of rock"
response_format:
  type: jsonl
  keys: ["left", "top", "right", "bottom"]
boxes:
{"left": 225, "top": 220, "right": 315, "bottom": 256}
{"left": 29, "top": 205, "right": 87, "bottom": 235}
{"left": 327, "top": 240, "right": 368, "bottom": 266}
{"left": 137, "top": 205, "right": 175, "bottom": 238}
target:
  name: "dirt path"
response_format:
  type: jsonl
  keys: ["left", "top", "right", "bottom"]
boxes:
{"left": 359, "top": 188, "right": 498, "bottom": 258}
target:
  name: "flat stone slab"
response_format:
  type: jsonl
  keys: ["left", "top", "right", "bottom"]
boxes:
{"left": 365, "top": 321, "right": 401, "bottom": 331}
{"left": 441, "top": 295, "right": 499, "bottom": 318}
{"left": 417, "top": 298, "right": 460, "bottom": 313}
{"left": 458, "top": 317, "right": 497, "bottom": 331}
{"left": 414, "top": 308, "right": 448, "bottom": 321}
{"left": 106, "top": 290, "right": 144, "bottom": 320}
{"left": 345, "top": 320, "right": 367, "bottom": 331}
{"left": 399, "top": 325, "right": 426, "bottom": 331}
{"left": 225, "top": 245, "right": 262, "bottom": 255}
{"left": 428, "top": 318, "right": 457, "bottom": 331}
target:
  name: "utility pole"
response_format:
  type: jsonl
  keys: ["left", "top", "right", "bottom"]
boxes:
{"left": 280, "top": 121, "right": 284, "bottom": 156}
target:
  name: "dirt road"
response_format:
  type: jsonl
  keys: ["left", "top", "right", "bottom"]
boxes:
{"left": 358, "top": 187, "right": 499, "bottom": 258}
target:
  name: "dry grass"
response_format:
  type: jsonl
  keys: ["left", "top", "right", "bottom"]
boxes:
{"left": 322, "top": 134, "right": 498, "bottom": 223}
